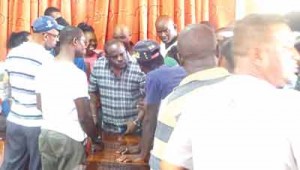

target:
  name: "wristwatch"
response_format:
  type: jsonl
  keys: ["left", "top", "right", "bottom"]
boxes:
{"left": 133, "top": 119, "right": 142, "bottom": 127}
{"left": 91, "top": 135, "right": 102, "bottom": 144}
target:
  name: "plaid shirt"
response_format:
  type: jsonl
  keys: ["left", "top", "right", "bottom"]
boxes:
{"left": 89, "top": 57, "right": 145, "bottom": 133}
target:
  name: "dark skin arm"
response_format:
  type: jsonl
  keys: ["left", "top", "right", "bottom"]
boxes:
{"left": 89, "top": 92, "right": 101, "bottom": 128}
{"left": 116, "top": 103, "right": 160, "bottom": 163}
{"left": 117, "top": 104, "right": 159, "bottom": 162}
{"left": 74, "top": 97, "right": 98, "bottom": 139}
{"left": 125, "top": 98, "right": 145, "bottom": 134}
{"left": 140, "top": 103, "right": 160, "bottom": 160}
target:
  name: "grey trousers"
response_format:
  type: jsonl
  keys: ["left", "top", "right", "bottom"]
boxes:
{"left": 38, "top": 129, "right": 85, "bottom": 170}
{"left": 1, "top": 120, "right": 41, "bottom": 170}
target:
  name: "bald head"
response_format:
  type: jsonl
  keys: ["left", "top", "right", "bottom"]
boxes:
{"left": 155, "top": 15, "right": 177, "bottom": 44}
{"left": 113, "top": 24, "right": 132, "bottom": 52}
{"left": 177, "top": 24, "right": 217, "bottom": 74}
{"left": 113, "top": 25, "right": 132, "bottom": 41}
{"left": 155, "top": 15, "right": 174, "bottom": 26}
{"left": 178, "top": 24, "right": 216, "bottom": 61}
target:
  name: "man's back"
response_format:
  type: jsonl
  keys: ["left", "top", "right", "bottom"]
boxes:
{"left": 146, "top": 65, "right": 186, "bottom": 104}
{"left": 164, "top": 75, "right": 300, "bottom": 170}
{"left": 150, "top": 67, "right": 229, "bottom": 169}
{"left": 4, "top": 42, "right": 53, "bottom": 127}
{"left": 36, "top": 60, "right": 88, "bottom": 142}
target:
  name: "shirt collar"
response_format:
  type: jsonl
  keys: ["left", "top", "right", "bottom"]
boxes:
{"left": 179, "top": 67, "right": 230, "bottom": 86}
{"left": 165, "top": 36, "right": 177, "bottom": 49}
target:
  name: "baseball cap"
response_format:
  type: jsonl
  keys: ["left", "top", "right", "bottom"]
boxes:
{"left": 32, "top": 16, "right": 64, "bottom": 33}
{"left": 133, "top": 40, "right": 160, "bottom": 62}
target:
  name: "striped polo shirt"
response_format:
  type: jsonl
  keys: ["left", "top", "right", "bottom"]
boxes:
{"left": 89, "top": 57, "right": 145, "bottom": 133}
{"left": 149, "top": 67, "right": 230, "bottom": 170}
{"left": 4, "top": 42, "right": 53, "bottom": 127}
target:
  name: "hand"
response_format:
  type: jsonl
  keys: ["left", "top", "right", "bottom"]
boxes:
{"left": 116, "top": 145, "right": 140, "bottom": 155}
{"left": 91, "top": 142, "right": 104, "bottom": 153}
{"left": 116, "top": 154, "right": 145, "bottom": 163}
{"left": 124, "top": 120, "right": 137, "bottom": 134}
{"left": 84, "top": 138, "right": 104, "bottom": 157}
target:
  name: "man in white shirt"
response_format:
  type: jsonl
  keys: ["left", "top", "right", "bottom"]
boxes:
{"left": 36, "top": 26, "right": 101, "bottom": 170}
{"left": 161, "top": 14, "right": 300, "bottom": 170}
{"left": 1, "top": 16, "right": 63, "bottom": 170}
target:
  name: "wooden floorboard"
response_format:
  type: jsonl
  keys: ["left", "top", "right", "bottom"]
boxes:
{"left": 0, "top": 140, "right": 4, "bottom": 167}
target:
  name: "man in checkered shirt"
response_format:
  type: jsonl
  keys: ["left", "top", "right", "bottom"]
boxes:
{"left": 89, "top": 39, "right": 145, "bottom": 134}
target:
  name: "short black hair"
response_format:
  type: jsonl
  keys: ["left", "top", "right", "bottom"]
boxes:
{"left": 44, "top": 7, "right": 60, "bottom": 16}
{"left": 77, "top": 22, "right": 95, "bottom": 33}
{"left": 7, "top": 31, "right": 30, "bottom": 49}
{"left": 59, "top": 26, "right": 83, "bottom": 46}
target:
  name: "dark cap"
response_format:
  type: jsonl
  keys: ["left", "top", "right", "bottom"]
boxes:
{"left": 133, "top": 40, "right": 160, "bottom": 62}
{"left": 32, "top": 16, "right": 64, "bottom": 33}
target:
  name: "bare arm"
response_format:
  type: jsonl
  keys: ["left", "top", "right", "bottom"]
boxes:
{"left": 125, "top": 97, "right": 145, "bottom": 134}
{"left": 139, "top": 103, "right": 160, "bottom": 161}
{"left": 75, "top": 97, "right": 98, "bottom": 139}
{"left": 136, "top": 98, "right": 146, "bottom": 122}
{"left": 89, "top": 92, "right": 101, "bottom": 127}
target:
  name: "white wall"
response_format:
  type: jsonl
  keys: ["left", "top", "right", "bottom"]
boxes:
{"left": 236, "top": 0, "right": 300, "bottom": 19}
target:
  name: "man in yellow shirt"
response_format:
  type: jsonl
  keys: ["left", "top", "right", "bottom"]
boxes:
{"left": 150, "top": 23, "right": 231, "bottom": 170}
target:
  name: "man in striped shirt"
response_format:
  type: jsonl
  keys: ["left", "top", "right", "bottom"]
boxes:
{"left": 1, "top": 16, "right": 63, "bottom": 170}
{"left": 150, "top": 24, "right": 230, "bottom": 170}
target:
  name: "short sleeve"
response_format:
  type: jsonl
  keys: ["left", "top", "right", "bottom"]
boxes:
{"left": 72, "top": 70, "right": 89, "bottom": 100}
{"left": 145, "top": 75, "right": 161, "bottom": 104}
{"left": 162, "top": 105, "right": 193, "bottom": 169}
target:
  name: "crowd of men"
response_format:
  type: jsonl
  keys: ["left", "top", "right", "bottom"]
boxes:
{"left": 1, "top": 6, "right": 300, "bottom": 170}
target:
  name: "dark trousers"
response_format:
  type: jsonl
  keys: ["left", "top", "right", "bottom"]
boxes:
{"left": 1, "top": 120, "right": 41, "bottom": 170}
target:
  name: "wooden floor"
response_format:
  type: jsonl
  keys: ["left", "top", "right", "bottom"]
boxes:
{"left": 87, "top": 133, "right": 149, "bottom": 170}
{"left": 0, "top": 140, "right": 4, "bottom": 166}
{"left": 0, "top": 132, "right": 150, "bottom": 169}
